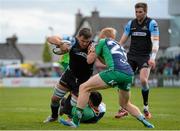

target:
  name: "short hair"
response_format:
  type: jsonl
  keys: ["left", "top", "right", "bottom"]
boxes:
{"left": 89, "top": 91, "right": 102, "bottom": 107}
{"left": 99, "top": 27, "right": 116, "bottom": 39}
{"left": 135, "top": 2, "right": 148, "bottom": 12}
{"left": 78, "top": 28, "right": 92, "bottom": 39}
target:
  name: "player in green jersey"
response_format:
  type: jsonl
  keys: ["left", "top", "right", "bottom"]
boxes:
{"left": 59, "top": 91, "right": 106, "bottom": 124}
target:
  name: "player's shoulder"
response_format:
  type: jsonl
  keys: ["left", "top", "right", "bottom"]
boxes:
{"left": 98, "top": 38, "right": 106, "bottom": 44}
{"left": 127, "top": 20, "right": 133, "bottom": 26}
{"left": 149, "top": 19, "right": 158, "bottom": 26}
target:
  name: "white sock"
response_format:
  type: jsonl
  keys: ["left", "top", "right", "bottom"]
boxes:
{"left": 144, "top": 105, "right": 149, "bottom": 111}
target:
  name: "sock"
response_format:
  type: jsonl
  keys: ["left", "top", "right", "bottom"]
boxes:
{"left": 141, "top": 85, "right": 149, "bottom": 106}
{"left": 51, "top": 102, "right": 60, "bottom": 118}
{"left": 137, "top": 114, "right": 153, "bottom": 127}
{"left": 63, "top": 95, "right": 73, "bottom": 116}
{"left": 137, "top": 114, "right": 145, "bottom": 121}
{"left": 144, "top": 105, "right": 149, "bottom": 111}
{"left": 72, "top": 107, "right": 83, "bottom": 126}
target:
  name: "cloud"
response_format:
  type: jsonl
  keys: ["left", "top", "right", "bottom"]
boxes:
{"left": 0, "top": 8, "right": 74, "bottom": 43}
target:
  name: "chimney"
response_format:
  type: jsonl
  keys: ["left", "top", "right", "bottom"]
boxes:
{"left": 91, "top": 7, "right": 99, "bottom": 18}
{"left": 6, "top": 34, "right": 18, "bottom": 46}
{"left": 75, "top": 9, "right": 83, "bottom": 30}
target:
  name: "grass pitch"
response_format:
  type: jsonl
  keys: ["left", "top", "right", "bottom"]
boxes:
{"left": 0, "top": 87, "right": 180, "bottom": 130}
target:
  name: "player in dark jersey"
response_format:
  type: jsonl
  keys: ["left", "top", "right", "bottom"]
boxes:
{"left": 60, "top": 27, "right": 154, "bottom": 128}
{"left": 115, "top": 2, "right": 159, "bottom": 119}
{"left": 44, "top": 28, "right": 94, "bottom": 123}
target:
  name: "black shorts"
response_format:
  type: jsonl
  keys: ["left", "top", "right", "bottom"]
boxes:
{"left": 59, "top": 69, "right": 80, "bottom": 96}
{"left": 127, "top": 54, "right": 150, "bottom": 73}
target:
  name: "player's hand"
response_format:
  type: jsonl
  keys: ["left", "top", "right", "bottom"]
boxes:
{"left": 87, "top": 44, "right": 96, "bottom": 64}
{"left": 148, "top": 59, "right": 156, "bottom": 69}
{"left": 88, "top": 44, "right": 95, "bottom": 54}
{"left": 60, "top": 42, "right": 70, "bottom": 52}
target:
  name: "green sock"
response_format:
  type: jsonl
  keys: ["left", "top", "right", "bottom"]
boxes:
{"left": 72, "top": 107, "right": 83, "bottom": 126}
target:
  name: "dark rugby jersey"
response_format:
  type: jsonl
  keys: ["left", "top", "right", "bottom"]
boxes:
{"left": 124, "top": 17, "right": 159, "bottom": 56}
{"left": 69, "top": 38, "right": 94, "bottom": 83}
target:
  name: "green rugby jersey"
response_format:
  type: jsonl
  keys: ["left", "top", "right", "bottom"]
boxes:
{"left": 95, "top": 38, "right": 133, "bottom": 75}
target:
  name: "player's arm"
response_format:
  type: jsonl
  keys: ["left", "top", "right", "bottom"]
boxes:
{"left": 97, "top": 56, "right": 106, "bottom": 65}
{"left": 87, "top": 39, "right": 105, "bottom": 64}
{"left": 148, "top": 20, "right": 160, "bottom": 69}
{"left": 119, "top": 33, "right": 129, "bottom": 46}
{"left": 95, "top": 58, "right": 107, "bottom": 69}
{"left": 119, "top": 20, "right": 132, "bottom": 46}
{"left": 47, "top": 36, "right": 71, "bottom": 54}
{"left": 95, "top": 102, "right": 106, "bottom": 122}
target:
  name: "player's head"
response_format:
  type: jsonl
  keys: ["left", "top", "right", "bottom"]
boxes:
{"left": 89, "top": 91, "right": 102, "bottom": 107}
{"left": 77, "top": 28, "right": 92, "bottom": 49}
{"left": 99, "top": 27, "right": 116, "bottom": 40}
{"left": 135, "top": 2, "right": 147, "bottom": 21}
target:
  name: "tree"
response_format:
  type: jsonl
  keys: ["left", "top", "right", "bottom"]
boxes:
{"left": 42, "top": 39, "right": 52, "bottom": 63}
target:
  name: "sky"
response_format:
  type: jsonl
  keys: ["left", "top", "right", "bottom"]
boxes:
{"left": 0, "top": 0, "right": 170, "bottom": 43}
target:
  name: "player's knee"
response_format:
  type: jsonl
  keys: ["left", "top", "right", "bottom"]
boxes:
{"left": 79, "top": 84, "right": 87, "bottom": 93}
{"left": 52, "top": 84, "right": 67, "bottom": 100}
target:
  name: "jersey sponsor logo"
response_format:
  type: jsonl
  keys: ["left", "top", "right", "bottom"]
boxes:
{"left": 142, "top": 26, "right": 148, "bottom": 30}
{"left": 75, "top": 52, "right": 87, "bottom": 58}
{"left": 131, "top": 27, "right": 136, "bottom": 30}
{"left": 142, "top": 62, "right": 149, "bottom": 68}
{"left": 108, "top": 80, "right": 117, "bottom": 86}
{"left": 132, "top": 32, "right": 147, "bottom": 36}
{"left": 126, "top": 83, "right": 131, "bottom": 90}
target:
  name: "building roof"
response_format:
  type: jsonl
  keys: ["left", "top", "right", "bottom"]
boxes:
{"left": 0, "top": 44, "right": 21, "bottom": 59}
{"left": 16, "top": 44, "right": 60, "bottom": 63}
{"left": 0, "top": 38, "right": 59, "bottom": 64}
{"left": 0, "top": 36, "right": 23, "bottom": 62}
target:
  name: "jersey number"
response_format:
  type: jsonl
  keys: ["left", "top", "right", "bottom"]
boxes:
{"left": 108, "top": 41, "right": 128, "bottom": 64}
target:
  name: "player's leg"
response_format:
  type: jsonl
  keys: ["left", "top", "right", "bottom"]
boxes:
{"left": 60, "top": 76, "right": 79, "bottom": 117}
{"left": 115, "top": 89, "right": 128, "bottom": 118}
{"left": 140, "top": 67, "right": 152, "bottom": 119}
{"left": 115, "top": 58, "right": 136, "bottom": 119}
{"left": 60, "top": 93, "right": 77, "bottom": 116}
{"left": 44, "top": 83, "right": 68, "bottom": 123}
{"left": 44, "top": 69, "right": 73, "bottom": 123}
{"left": 73, "top": 74, "right": 107, "bottom": 126}
{"left": 119, "top": 90, "right": 154, "bottom": 128}
{"left": 59, "top": 94, "right": 70, "bottom": 116}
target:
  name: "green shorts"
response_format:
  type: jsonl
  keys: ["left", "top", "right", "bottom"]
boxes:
{"left": 99, "top": 69, "right": 134, "bottom": 91}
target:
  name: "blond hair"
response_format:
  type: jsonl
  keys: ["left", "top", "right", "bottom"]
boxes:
{"left": 99, "top": 27, "right": 116, "bottom": 39}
